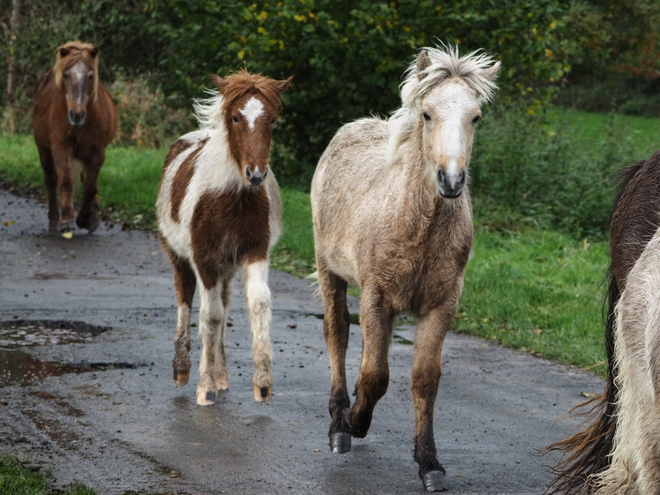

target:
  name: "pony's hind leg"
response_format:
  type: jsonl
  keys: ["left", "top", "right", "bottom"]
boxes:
{"left": 412, "top": 306, "right": 453, "bottom": 492}
{"left": 215, "top": 277, "right": 232, "bottom": 392}
{"left": 76, "top": 153, "right": 104, "bottom": 233}
{"left": 245, "top": 260, "right": 274, "bottom": 402}
{"left": 318, "top": 262, "right": 352, "bottom": 453}
{"left": 163, "top": 242, "right": 196, "bottom": 388}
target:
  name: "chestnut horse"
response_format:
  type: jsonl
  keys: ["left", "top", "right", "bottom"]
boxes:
{"left": 32, "top": 41, "right": 118, "bottom": 234}
{"left": 156, "top": 70, "right": 292, "bottom": 406}
{"left": 547, "top": 150, "right": 660, "bottom": 494}
{"left": 311, "top": 45, "right": 500, "bottom": 491}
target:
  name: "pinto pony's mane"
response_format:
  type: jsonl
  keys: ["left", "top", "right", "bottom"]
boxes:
{"left": 388, "top": 44, "right": 500, "bottom": 159}
{"left": 193, "top": 70, "right": 287, "bottom": 130}
{"left": 53, "top": 41, "right": 100, "bottom": 101}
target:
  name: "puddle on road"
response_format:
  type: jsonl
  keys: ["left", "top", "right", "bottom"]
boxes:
{"left": 0, "top": 320, "right": 140, "bottom": 386}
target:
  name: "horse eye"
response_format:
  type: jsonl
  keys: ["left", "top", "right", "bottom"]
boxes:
{"left": 63, "top": 73, "right": 69, "bottom": 80}
{"left": 271, "top": 118, "right": 276, "bottom": 125}
{"left": 88, "top": 74, "right": 93, "bottom": 81}
{"left": 423, "top": 112, "right": 431, "bottom": 122}
{"left": 232, "top": 116, "right": 239, "bottom": 123}
{"left": 472, "top": 115, "right": 481, "bottom": 125}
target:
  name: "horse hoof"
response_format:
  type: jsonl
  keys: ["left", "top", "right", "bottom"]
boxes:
{"left": 173, "top": 369, "right": 190, "bottom": 386}
{"left": 422, "top": 470, "right": 448, "bottom": 492}
{"left": 196, "top": 390, "right": 216, "bottom": 406}
{"left": 77, "top": 216, "right": 100, "bottom": 233}
{"left": 254, "top": 385, "right": 271, "bottom": 402}
{"left": 329, "top": 432, "right": 351, "bottom": 454}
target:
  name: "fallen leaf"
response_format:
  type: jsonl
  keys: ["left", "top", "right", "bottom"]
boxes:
{"left": 62, "top": 231, "right": 73, "bottom": 239}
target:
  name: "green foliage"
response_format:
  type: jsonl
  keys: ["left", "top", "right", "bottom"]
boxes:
{"left": 470, "top": 106, "right": 660, "bottom": 239}
{"left": 140, "top": 0, "right": 574, "bottom": 187}
{"left": 109, "top": 73, "right": 194, "bottom": 148}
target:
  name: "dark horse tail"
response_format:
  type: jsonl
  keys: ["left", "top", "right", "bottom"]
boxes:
{"left": 545, "top": 155, "right": 660, "bottom": 494}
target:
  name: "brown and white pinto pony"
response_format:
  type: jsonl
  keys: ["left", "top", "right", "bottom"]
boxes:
{"left": 311, "top": 45, "right": 500, "bottom": 492}
{"left": 32, "top": 41, "right": 118, "bottom": 234}
{"left": 156, "top": 70, "right": 292, "bottom": 406}
{"left": 547, "top": 150, "right": 660, "bottom": 494}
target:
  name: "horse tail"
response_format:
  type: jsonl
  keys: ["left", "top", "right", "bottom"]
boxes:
{"left": 543, "top": 266, "right": 619, "bottom": 494}
{"left": 543, "top": 161, "right": 657, "bottom": 495}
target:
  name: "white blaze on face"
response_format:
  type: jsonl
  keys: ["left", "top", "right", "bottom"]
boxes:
{"left": 240, "top": 97, "right": 265, "bottom": 130}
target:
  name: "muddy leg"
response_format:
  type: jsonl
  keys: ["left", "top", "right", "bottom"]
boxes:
{"left": 76, "top": 153, "right": 103, "bottom": 233}
{"left": 162, "top": 242, "right": 197, "bottom": 388}
{"left": 196, "top": 279, "right": 227, "bottom": 406}
{"left": 412, "top": 307, "right": 454, "bottom": 492}
{"left": 214, "top": 277, "right": 231, "bottom": 392}
{"left": 37, "top": 146, "right": 60, "bottom": 231}
{"left": 245, "top": 260, "right": 273, "bottom": 402}
{"left": 318, "top": 261, "right": 352, "bottom": 453}
{"left": 346, "top": 288, "right": 394, "bottom": 439}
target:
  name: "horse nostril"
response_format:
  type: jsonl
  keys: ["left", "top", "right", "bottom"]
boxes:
{"left": 263, "top": 166, "right": 269, "bottom": 178}
{"left": 245, "top": 166, "right": 252, "bottom": 179}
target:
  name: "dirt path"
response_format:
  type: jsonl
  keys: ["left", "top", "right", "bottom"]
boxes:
{"left": 0, "top": 188, "right": 604, "bottom": 494}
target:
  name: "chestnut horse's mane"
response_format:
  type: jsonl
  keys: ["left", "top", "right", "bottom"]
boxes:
{"left": 53, "top": 41, "right": 99, "bottom": 101}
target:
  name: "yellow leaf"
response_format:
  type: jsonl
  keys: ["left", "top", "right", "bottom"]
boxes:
{"left": 260, "top": 10, "right": 268, "bottom": 20}
{"left": 237, "top": 50, "right": 245, "bottom": 60}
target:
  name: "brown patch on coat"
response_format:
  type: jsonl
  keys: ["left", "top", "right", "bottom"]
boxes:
{"left": 168, "top": 141, "right": 207, "bottom": 223}
{"left": 163, "top": 137, "right": 202, "bottom": 175}
{"left": 190, "top": 187, "right": 271, "bottom": 289}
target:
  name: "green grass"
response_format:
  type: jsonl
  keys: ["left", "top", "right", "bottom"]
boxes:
{"left": 455, "top": 228, "right": 609, "bottom": 373}
{"left": 0, "top": 456, "right": 95, "bottom": 495}
{"left": 545, "top": 107, "right": 660, "bottom": 158}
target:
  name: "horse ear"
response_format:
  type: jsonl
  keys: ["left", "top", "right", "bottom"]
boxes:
{"left": 89, "top": 46, "right": 99, "bottom": 58}
{"left": 482, "top": 60, "right": 501, "bottom": 83}
{"left": 59, "top": 47, "right": 71, "bottom": 58}
{"left": 273, "top": 76, "right": 293, "bottom": 95}
{"left": 416, "top": 50, "right": 431, "bottom": 80}
{"left": 211, "top": 74, "right": 229, "bottom": 94}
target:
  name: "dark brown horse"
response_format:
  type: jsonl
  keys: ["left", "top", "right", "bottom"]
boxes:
{"left": 32, "top": 41, "right": 118, "bottom": 234}
{"left": 546, "top": 149, "right": 660, "bottom": 494}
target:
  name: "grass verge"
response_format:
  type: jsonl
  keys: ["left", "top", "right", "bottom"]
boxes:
{"left": 0, "top": 456, "right": 95, "bottom": 495}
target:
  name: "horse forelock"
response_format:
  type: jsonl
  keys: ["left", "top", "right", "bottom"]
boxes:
{"left": 387, "top": 44, "right": 499, "bottom": 161}
{"left": 53, "top": 41, "right": 100, "bottom": 101}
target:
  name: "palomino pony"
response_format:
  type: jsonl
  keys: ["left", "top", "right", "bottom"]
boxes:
{"left": 156, "top": 70, "right": 292, "bottom": 406}
{"left": 547, "top": 150, "right": 660, "bottom": 494}
{"left": 311, "top": 45, "right": 500, "bottom": 491}
{"left": 32, "top": 41, "right": 118, "bottom": 234}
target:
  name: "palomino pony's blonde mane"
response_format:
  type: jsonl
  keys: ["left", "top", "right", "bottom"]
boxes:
{"left": 53, "top": 41, "right": 100, "bottom": 102}
{"left": 388, "top": 44, "right": 500, "bottom": 160}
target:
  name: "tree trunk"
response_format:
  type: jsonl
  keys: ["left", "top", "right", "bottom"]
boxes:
{"left": 6, "top": 0, "right": 20, "bottom": 133}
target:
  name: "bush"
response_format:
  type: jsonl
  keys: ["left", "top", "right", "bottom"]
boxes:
{"left": 470, "top": 106, "right": 641, "bottom": 239}
{"left": 109, "top": 73, "right": 194, "bottom": 148}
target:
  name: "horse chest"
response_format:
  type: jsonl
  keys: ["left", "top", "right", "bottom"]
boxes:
{"left": 190, "top": 188, "right": 271, "bottom": 268}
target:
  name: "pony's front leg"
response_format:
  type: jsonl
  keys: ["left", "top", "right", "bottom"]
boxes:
{"left": 197, "top": 280, "right": 228, "bottom": 406}
{"left": 51, "top": 145, "right": 75, "bottom": 232}
{"left": 245, "top": 260, "right": 274, "bottom": 402}
{"left": 317, "top": 262, "right": 352, "bottom": 453}
{"left": 412, "top": 306, "right": 454, "bottom": 492}
{"left": 36, "top": 146, "right": 59, "bottom": 231}
{"left": 76, "top": 152, "right": 104, "bottom": 233}
{"left": 347, "top": 290, "right": 394, "bottom": 439}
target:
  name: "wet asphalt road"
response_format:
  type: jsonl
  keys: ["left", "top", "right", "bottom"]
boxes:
{"left": 0, "top": 188, "right": 605, "bottom": 495}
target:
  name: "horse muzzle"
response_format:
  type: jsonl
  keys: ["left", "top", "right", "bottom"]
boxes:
{"left": 68, "top": 110, "right": 86, "bottom": 127}
{"left": 245, "top": 165, "right": 269, "bottom": 187}
{"left": 437, "top": 168, "right": 465, "bottom": 198}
